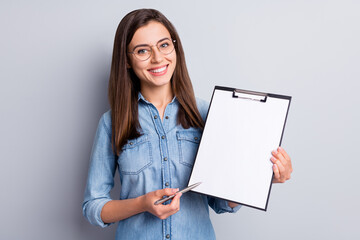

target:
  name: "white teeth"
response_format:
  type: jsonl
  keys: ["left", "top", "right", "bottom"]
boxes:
{"left": 150, "top": 66, "right": 167, "bottom": 73}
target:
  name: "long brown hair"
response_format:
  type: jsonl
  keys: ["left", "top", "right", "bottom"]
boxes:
{"left": 108, "top": 9, "right": 204, "bottom": 156}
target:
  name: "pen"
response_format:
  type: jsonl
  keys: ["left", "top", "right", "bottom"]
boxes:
{"left": 154, "top": 182, "right": 202, "bottom": 205}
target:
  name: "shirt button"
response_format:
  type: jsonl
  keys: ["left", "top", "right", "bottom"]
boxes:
{"left": 164, "top": 157, "right": 168, "bottom": 161}
{"left": 165, "top": 116, "right": 169, "bottom": 119}
{"left": 165, "top": 182, "right": 169, "bottom": 186}
{"left": 161, "top": 135, "right": 165, "bottom": 139}
{"left": 194, "top": 137, "right": 199, "bottom": 140}
{"left": 166, "top": 234, "right": 170, "bottom": 239}
{"left": 154, "top": 115, "right": 158, "bottom": 119}
{"left": 129, "top": 142, "right": 133, "bottom": 145}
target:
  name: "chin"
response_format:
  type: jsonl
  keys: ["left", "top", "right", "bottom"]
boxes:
{"left": 150, "top": 79, "right": 172, "bottom": 88}
{"left": 144, "top": 74, "right": 173, "bottom": 88}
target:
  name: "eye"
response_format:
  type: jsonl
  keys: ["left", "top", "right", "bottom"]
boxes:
{"left": 136, "top": 48, "right": 149, "bottom": 55}
{"left": 159, "top": 42, "right": 170, "bottom": 49}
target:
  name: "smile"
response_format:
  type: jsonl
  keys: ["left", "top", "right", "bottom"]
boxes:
{"left": 148, "top": 65, "right": 168, "bottom": 76}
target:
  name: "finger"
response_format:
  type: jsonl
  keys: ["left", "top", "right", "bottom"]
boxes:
{"left": 273, "top": 164, "right": 281, "bottom": 181}
{"left": 158, "top": 188, "right": 178, "bottom": 197}
{"left": 158, "top": 192, "right": 182, "bottom": 219}
{"left": 278, "top": 146, "right": 291, "bottom": 162}
{"left": 170, "top": 192, "right": 182, "bottom": 208}
{"left": 278, "top": 147, "right": 293, "bottom": 173}
{"left": 271, "top": 157, "right": 286, "bottom": 180}
{"left": 168, "top": 192, "right": 182, "bottom": 213}
{"left": 272, "top": 150, "right": 288, "bottom": 167}
{"left": 154, "top": 188, "right": 179, "bottom": 207}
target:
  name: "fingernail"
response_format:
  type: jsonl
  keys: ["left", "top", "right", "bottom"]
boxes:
{"left": 278, "top": 147, "right": 282, "bottom": 151}
{"left": 173, "top": 188, "right": 179, "bottom": 193}
{"left": 272, "top": 150, "right": 277, "bottom": 155}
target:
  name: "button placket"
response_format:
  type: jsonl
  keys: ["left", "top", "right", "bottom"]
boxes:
{"left": 148, "top": 104, "right": 172, "bottom": 238}
{"left": 161, "top": 134, "right": 170, "bottom": 189}
{"left": 162, "top": 102, "right": 173, "bottom": 132}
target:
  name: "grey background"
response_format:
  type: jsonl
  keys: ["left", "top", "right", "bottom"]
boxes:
{"left": 1, "top": 0, "right": 359, "bottom": 239}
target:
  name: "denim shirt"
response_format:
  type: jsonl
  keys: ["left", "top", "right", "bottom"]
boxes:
{"left": 82, "top": 94, "right": 241, "bottom": 240}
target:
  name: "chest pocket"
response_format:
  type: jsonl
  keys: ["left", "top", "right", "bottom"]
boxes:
{"left": 176, "top": 130, "right": 202, "bottom": 168}
{"left": 118, "top": 134, "right": 153, "bottom": 175}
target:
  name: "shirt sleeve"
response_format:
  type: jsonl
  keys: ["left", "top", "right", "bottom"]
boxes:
{"left": 196, "top": 98, "right": 210, "bottom": 121}
{"left": 207, "top": 196, "right": 242, "bottom": 214}
{"left": 82, "top": 112, "right": 116, "bottom": 227}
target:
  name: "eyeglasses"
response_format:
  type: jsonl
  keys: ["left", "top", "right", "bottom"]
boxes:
{"left": 128, "top": 38, "right": 176, "bottom": 61}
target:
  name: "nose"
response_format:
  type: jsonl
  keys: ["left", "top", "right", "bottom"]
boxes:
{"left": 150, "top": 46, "right": 164, "bottom": 63}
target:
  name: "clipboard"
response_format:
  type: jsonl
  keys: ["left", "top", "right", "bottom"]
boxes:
{"left": 188, "top": 86, "right": 291, "bottom": 211}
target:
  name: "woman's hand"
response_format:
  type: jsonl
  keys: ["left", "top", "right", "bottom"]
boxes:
{"left": 271, "top": 147, "right": 293, "bottom": 183}
{"left": 141, "top": 188, "right": 182, "bottom": 220}
{"left": 227, "top": 147, "right": 292, "bottom": 208}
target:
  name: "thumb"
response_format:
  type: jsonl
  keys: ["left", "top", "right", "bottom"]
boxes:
{"left": 160, "top": 188, "right": 179, "bottom": 196}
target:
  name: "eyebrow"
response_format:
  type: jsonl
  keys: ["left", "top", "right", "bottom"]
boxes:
{"left": 132, "top": 37, "right": 171, "bottom": 51}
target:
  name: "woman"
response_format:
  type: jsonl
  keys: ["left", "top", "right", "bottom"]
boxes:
{"left": 82, "top": 8, "right": 292, "bottom": 240}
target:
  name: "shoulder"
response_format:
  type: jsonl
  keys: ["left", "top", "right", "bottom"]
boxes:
{"left": 99, "top": 110, "right": 112, "bottom": 136}
{"left": 196, "top": 97, "right": 210, "bottom": 121}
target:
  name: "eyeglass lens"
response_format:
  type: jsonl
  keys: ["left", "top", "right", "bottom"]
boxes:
{"left": 133, "top": 39, "right": 175, "bottom": 61}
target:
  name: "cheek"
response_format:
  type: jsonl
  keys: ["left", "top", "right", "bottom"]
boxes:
{"left": 173, "top": 54, "right": 177, "bottom": 66}
{"left": 131, "top": 61, "right": 148, "bottom": 75}
{"left": 169, "top": 53, "right": 177, "bottom": 72}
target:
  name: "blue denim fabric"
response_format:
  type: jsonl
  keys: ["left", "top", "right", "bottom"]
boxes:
{"left": 82, "top": 94, "right": 241, "bottom": 240}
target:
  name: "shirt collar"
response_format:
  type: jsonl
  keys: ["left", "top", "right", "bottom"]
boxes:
{"left": 137, "top": 92, "right": 149, "bottom": 103}
{"left": 137, "top": 92, "right": 177, "bottom": 105}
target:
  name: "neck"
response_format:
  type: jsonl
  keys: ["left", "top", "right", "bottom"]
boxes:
{"left": 140, "top": 83, "right": 174, "bottom": 118}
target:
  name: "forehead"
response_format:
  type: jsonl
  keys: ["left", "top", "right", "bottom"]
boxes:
{"left": 129, "top": 21, "right": 171, "bottom": 46}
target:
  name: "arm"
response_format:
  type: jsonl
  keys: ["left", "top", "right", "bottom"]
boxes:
{"left": 100, "top": 198, "right": 144, "bottom": 223}
{"left": 82, "top": 113, "right": 116, "bottom": 227}
{"left": 82, "top": 113, "right": 182, "bottom": 226}
{"left": 101, "top": 188, "right": 182, "bottom": 223}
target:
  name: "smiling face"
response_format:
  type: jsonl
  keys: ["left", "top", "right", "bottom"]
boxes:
{"left": 127, "top": 21, "right": 177, "bottom": 91}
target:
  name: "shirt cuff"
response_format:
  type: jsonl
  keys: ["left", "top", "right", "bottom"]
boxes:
{"left": 83, "top": 198, "right": 113, "bottom": 228}
{"left": 208, "top": 196, "right": 242, "bottom": 214}
{"left": 226, "top": 201, "right": 242, "bottom": 213}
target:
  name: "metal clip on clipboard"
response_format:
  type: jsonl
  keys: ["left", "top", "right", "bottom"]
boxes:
{"left": 232, "top": 89, "right": 267, "bottom": 102}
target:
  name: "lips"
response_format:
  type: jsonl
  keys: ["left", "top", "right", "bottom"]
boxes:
{"left": 148, "top": 64, "right": 168, "bottom": 76}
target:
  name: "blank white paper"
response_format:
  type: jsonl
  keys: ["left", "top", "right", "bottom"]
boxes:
{"left": 189, "top": 88, "right": 290, "bottom": 210}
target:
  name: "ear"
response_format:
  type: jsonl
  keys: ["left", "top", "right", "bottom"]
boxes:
{"left": 126, "top": 62, "right": 131, "bottom": 69}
